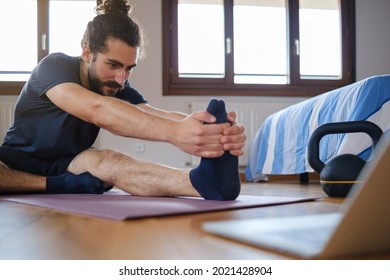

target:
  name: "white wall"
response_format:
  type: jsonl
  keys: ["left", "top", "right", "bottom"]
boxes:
{"left": 355, "top": 0, "right": 390, "bottom": 80}
{"left": 2, "top": 0, "right": 390, "bottom": 168}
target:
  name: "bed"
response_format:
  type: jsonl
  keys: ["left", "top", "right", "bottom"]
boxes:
{"left": 245, "top": 75, "right": 390, "bottom": 182}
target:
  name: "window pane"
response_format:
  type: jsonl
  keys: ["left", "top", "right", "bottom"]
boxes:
{"left": 49, "top": 0, "right": 96, "bottom": 56}
{"left": 0, "top": 0, "right": 37, "bottom": 81}
{"left": 299, "top": 0, "right": 342, "bottom": 79}
{"left": 178, "top": 0, "right": 225, "bottom": 78}
{"left": 233, "top": 0, "right": 287, "bottom": 84}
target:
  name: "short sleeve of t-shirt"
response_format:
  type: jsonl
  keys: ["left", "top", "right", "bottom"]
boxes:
{"left": 31, "top": 53, "right": 81, "bottom": 97}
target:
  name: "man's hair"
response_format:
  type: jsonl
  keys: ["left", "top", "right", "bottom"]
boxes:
{"left": 81, "top": 0, "right": 144, "bottom": 56}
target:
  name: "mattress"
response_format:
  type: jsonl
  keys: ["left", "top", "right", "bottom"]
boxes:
{"left": 246, "top": 75, "right": 390, "bottom": 182}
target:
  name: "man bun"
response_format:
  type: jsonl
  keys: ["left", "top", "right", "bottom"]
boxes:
{"left": 95, "top": 0, "right": 132, "bottom": 15}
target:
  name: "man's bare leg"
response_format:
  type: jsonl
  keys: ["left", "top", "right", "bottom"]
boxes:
{"left": 1, "top": 150, "right": 197, "bottom": 196}
{"left": 0, "top": 162, "right": 46, "bottom": 193}
{"left": 67, "top": 149, "right": 200, "bottom": 197}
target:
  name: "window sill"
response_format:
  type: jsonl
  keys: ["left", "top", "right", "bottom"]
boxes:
{"left": 163, "top": 83, "right": 348, "bottom": 97}
{"left": 0, "top": 82, "right": 25, "bottom": 95}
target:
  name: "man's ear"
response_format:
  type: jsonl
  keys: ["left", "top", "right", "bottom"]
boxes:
{"left": 81, "top": 45, "right": 92, "bottom": 63}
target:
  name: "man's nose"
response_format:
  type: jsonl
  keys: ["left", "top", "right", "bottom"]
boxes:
{"left": 114, "top": 71, "right": 127, "bottom": 84}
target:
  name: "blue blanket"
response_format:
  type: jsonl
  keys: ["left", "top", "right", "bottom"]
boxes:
{"left": 246, "top": 75, "right": 390, "bottom": 182}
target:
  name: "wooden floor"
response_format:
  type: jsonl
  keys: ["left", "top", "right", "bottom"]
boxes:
{"left": 0, "top": 181, "right": 387, "bottom": 260}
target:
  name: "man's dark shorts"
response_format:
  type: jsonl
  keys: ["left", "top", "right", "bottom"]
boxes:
{"left": 0, "top": 145, "right": 75, "bottom": 176}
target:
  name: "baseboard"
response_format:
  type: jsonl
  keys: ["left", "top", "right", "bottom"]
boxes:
{"left": 240, "top": 172, "right": 320, "bottom": 183}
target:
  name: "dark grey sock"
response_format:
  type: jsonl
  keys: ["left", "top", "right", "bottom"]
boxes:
{"left": 189, "top": 99, "right": 241, "bottom": 200}
{"left": 46, "top": 172, "right": 106, "bottom": 194}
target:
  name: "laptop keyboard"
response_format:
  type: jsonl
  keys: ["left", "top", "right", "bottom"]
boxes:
{"left": 269, "top": 227, "right": 334, "bottom": 246}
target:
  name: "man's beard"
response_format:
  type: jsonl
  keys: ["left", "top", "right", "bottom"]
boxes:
{"left": 88, "top": 62, "right": 123, "bottom": 96}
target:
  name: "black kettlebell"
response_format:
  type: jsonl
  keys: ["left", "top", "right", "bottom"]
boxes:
{"left": 308, "top": 121, "right": 383, "bottom": 197}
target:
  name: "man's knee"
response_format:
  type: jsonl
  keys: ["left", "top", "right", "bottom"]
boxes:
{"left": 68, "top": 148, "right": 134, "bottom": 177}
{"left": 90, "top": 149, "right": 133, "bottom": 184}
{"left": 73, "top": 148, "right": 131, "bottom": 171}
{"left": 97, "top": 149, "right": 128, "bottom": 166}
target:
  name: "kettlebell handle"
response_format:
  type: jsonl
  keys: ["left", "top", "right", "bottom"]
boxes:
{"left": 308, "top": 121, "right": 383, "bottom": 173}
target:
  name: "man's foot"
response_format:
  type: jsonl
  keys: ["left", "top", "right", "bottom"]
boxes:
{"left": 189, "top": 99, "right": 241, "bottom": 200}
{"left": 46, "top": 172, "right": 106, "bottom": 194}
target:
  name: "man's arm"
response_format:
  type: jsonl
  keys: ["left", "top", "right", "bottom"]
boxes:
{"left": 137, "top": 103, "right": 188, "bottom": 121}
{"left": 46, "top": 82, "right": 229, "bottom": 157}
{"left": 137, "top": 103, "right": 246, "bottom": 157}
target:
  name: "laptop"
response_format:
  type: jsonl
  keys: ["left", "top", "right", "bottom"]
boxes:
{"left": 203, "top": 135, "right": 390, "bottom": 259}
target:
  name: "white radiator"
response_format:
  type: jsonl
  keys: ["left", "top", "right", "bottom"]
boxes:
{"left": 190, "top": 100, "right": 295, "bottom": 167}
{"left": 0, "top": 96, "right": 17, "bottom": 142}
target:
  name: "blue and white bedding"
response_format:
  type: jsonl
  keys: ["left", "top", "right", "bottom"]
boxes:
{"left": 246, "top": 75, "right": 390, "bottom": 182}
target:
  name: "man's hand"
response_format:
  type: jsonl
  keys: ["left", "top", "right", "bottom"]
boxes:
{"left": 222, "top": 111, "right": 246, "bottom": 156}
{"left": 170, "top": 111, "right": 230, "bottom": 158}
{"left": 169, "top": 111, "right": 246, "bottom": 158}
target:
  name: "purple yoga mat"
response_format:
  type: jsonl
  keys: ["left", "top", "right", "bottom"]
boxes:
{"left": 0, "top": 189, "right": 318, "bottom": 220}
